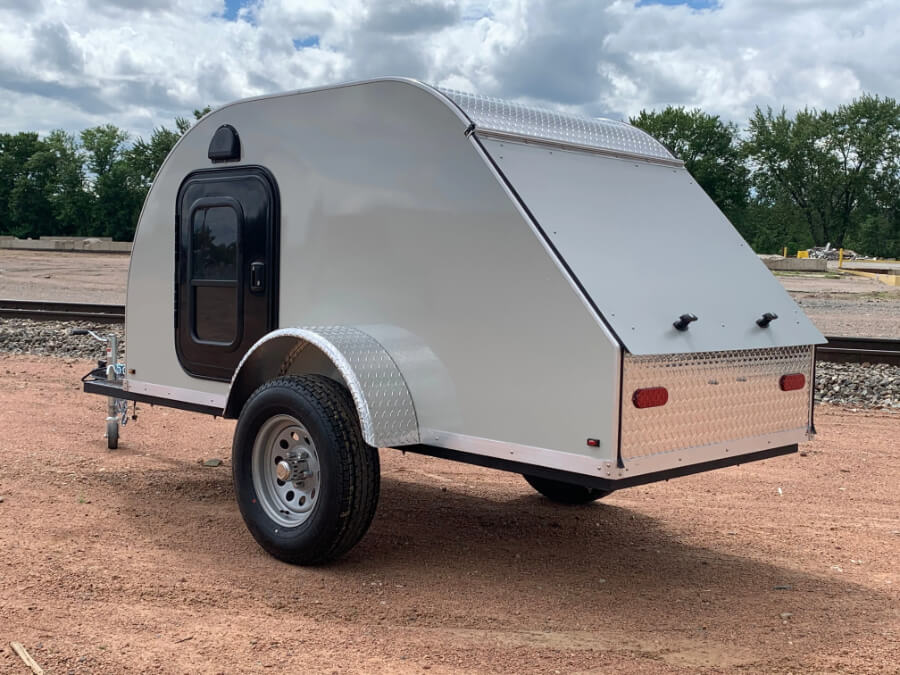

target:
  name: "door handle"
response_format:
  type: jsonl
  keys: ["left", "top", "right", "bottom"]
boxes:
{"left": 250, "top": 261, "right": 265, "bottom": 292}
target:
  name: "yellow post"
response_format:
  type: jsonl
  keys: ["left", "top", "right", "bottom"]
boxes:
{"left": 839, "top": 248, "right": 844, "bottom": 268}
{"left": 783, "top": 246, "right": 788, "bottom": 257}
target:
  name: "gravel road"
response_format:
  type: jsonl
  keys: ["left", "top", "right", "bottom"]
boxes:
{"left": 0, "top": 356, "right": 897, "bottom": 673}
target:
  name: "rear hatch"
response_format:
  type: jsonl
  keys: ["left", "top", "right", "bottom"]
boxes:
{"left": 481, "top": 136, "right": 824, "bottom": 355}
{"left": 480, "top": 136, "right": 820, "bottom": 471}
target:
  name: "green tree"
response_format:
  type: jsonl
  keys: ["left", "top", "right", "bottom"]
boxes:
{"left": 44, "top": 130, "right": 92, "bottom": 235}
{"left": 0, "top": 132, "right": 44, "bottom": 235}
{"left": 630, "top": 107, "right": 750, "bottom": 231}
{"left": 81, "top": 124, "right": 128, "bottom": 176}
{"left": 81, "top": 124, "right": 143, "bottom": 240}
{"left": 8, "top": 144, "right": 55, "bottom": 238}
{"left": 126, "top": 122, "right": 186, "bottom": 191}
{"left": 5, "top": 131, "right": 93, "bottom": 239}
{"left": 744, "top": 94, "right": 900, "bottom": 250}
{"left": 1, "top": 112, "right": 199, "bottom": 241}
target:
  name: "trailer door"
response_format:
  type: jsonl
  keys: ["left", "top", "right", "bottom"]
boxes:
{"left": 175, "top": 167, "right": 279, "bottom": 380}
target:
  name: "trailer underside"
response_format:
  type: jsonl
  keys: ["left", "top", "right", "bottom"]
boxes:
{"left": 83, "top": 374, "right": 799, "bottom": 491}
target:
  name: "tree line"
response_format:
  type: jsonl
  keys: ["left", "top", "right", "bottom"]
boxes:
{"left": 1, "top": 96, "right": 899, "bottom": 257}
{"left": 631, "top": 94, "right": 900, "bottom": 258}
{"left": 0, "top": 107, "right": 209, "bottom": 242}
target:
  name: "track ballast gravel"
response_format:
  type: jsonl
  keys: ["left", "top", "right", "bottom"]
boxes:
{"left": 0, "top": 318, "right": 124, "bottom": 359}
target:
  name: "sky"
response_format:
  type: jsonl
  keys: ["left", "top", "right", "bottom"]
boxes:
{"left": 0, "top": 0, "right": 897, "bottom": 140}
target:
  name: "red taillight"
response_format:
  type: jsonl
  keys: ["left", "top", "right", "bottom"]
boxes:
{"left": 780, "top": 373, "right": 806, "bottom": 391}
{"left": 632, "top": 387, "right": 668, "bottom": 409}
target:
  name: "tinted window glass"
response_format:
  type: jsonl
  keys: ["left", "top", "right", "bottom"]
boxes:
{"left": 192, "top": 206, "right": 238, "bottom": 280}
{"left": 194, "top": 286, "right": 238, "bottom": 343}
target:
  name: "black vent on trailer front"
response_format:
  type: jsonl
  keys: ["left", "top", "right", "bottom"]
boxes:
{"left": 208, "top": 124, "right": 241, "bottom": 162}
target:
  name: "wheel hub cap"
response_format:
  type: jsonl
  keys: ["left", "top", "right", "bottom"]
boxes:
{"left": 251, "top": 415, "right": 322, "bottom": 528}
{"left": 275, "top": 460, "right": 292, "bottom": 482}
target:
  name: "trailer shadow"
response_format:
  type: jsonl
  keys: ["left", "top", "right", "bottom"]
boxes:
{"left": 109, "top": 464, "right": 893, "bottom": 642}
{"left": 342, "top": 476, "right": 894, "bottom": 656}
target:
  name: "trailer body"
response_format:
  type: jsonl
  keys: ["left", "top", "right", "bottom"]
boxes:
{"left": 84, "top": 78, "right": 823, "bottom": 562}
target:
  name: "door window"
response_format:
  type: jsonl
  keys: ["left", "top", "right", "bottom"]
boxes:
{"left": 188, "top": 200, "right": 242, "bottom": 346}
{"left": 192, "top": 206, "right": 238, "bottom": 280}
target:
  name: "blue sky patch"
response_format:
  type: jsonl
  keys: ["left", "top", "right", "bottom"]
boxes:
{"left": 223, "top": 0, "right": 247, "bottom": 21}
{"left": 293, "top": 35, "right": 320, "bottom": 50}
{"left": 637, "top": 0, "right": 719, "bottom": 9}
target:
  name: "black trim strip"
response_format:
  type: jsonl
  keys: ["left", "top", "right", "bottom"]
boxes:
{"left": 83, "top": 379, "right": 223, "bottom": 416}
{"left": 809, "top": 346, "right": 817, "bottom": 435}
{"left": 174, "top": 165, "right": 281, "bottom": 382}
{"left": 395, "top": 443, "right": 798, "bottom": 492}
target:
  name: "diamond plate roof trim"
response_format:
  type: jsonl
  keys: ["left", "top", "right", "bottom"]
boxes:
{"left": 437, "top": 87, "right": 676, "bottom": 162}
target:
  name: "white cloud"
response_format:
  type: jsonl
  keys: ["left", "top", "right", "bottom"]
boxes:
{"left": 0, "top": 0, "right": 898, "bottom": 139}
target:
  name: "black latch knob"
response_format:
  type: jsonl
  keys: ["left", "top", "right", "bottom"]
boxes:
{"left": 673, "top": 313, "right": 698, "bottom": 331}
{"left": 756, "top": 312, "right": 778, "bottom": 328}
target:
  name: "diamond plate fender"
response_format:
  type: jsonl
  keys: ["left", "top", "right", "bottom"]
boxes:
{"left": 225, "top": 326, "right": 420, "bottom": 448}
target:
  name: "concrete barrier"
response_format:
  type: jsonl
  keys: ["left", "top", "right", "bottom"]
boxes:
{"left": 842, "top": 268, "right": 900, "bottom": 287}
{"left": 0, "top": 237, "right": 132, "bottom": 253}
{"left": 39, "top": 235, "right": 113, "bottom": 242}
{"left": 758, "top": 255, "right": 827, "bottom": 272}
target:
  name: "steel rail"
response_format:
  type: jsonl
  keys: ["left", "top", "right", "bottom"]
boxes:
{"left": 1, "top": 299, "right": 896, "bottom": 364}
{"left": 817, "top": 336, "right": 900, "bottom": 366}
{"left": 0, "top": 299, "right": 125, "bottom": 323}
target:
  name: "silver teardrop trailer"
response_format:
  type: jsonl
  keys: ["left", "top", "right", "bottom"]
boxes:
{"left": 82, "top": 78, "right": 824, "bottom": 564}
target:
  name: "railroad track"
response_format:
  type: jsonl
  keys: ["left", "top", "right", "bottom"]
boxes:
{"left": 1, "top": 299, "right": 897, "bottom": 365}
{"left": 0, "top": 299, "right": 125, "bottom": 323}
{"left": 816, "top": 336, "right": 900, "bottom": 366}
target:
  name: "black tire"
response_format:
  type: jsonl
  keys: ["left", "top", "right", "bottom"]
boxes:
{"left": 232, "top": 375, "right": 380, "bottom": 564}
{"left": 523, "top": 474, "right": 609, "bottom": 505}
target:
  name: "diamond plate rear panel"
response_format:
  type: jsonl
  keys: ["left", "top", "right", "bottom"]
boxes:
{"left": 438, "top": 87, "right": 675, "bottom": 162}
{"left": 620, "top": 346, "right": 813, "bottom": 460}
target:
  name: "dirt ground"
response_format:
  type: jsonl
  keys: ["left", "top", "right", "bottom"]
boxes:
{"left": 0, "top": 356, "right": 897, "bottom": 674}
{"left": 776, "top": 273, "right": 899, "bottom": 338}
{"left": 0, "top": 251, "right": 129, "bottom": 304}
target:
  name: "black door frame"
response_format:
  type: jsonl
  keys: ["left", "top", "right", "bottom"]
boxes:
{"left": 174, "top": 165, "right": 280, "bottom": 381}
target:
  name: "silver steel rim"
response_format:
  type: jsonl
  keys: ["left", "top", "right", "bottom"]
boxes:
{"left": 251, "top": 414, "right": 321, "bottom": 528}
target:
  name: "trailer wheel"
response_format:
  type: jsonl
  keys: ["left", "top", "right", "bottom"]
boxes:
{"left": 523, "top": 474, "right": 609, "bottom": 504}
{"left": 232, "top": 375, "right": 380, "bottom": 565}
